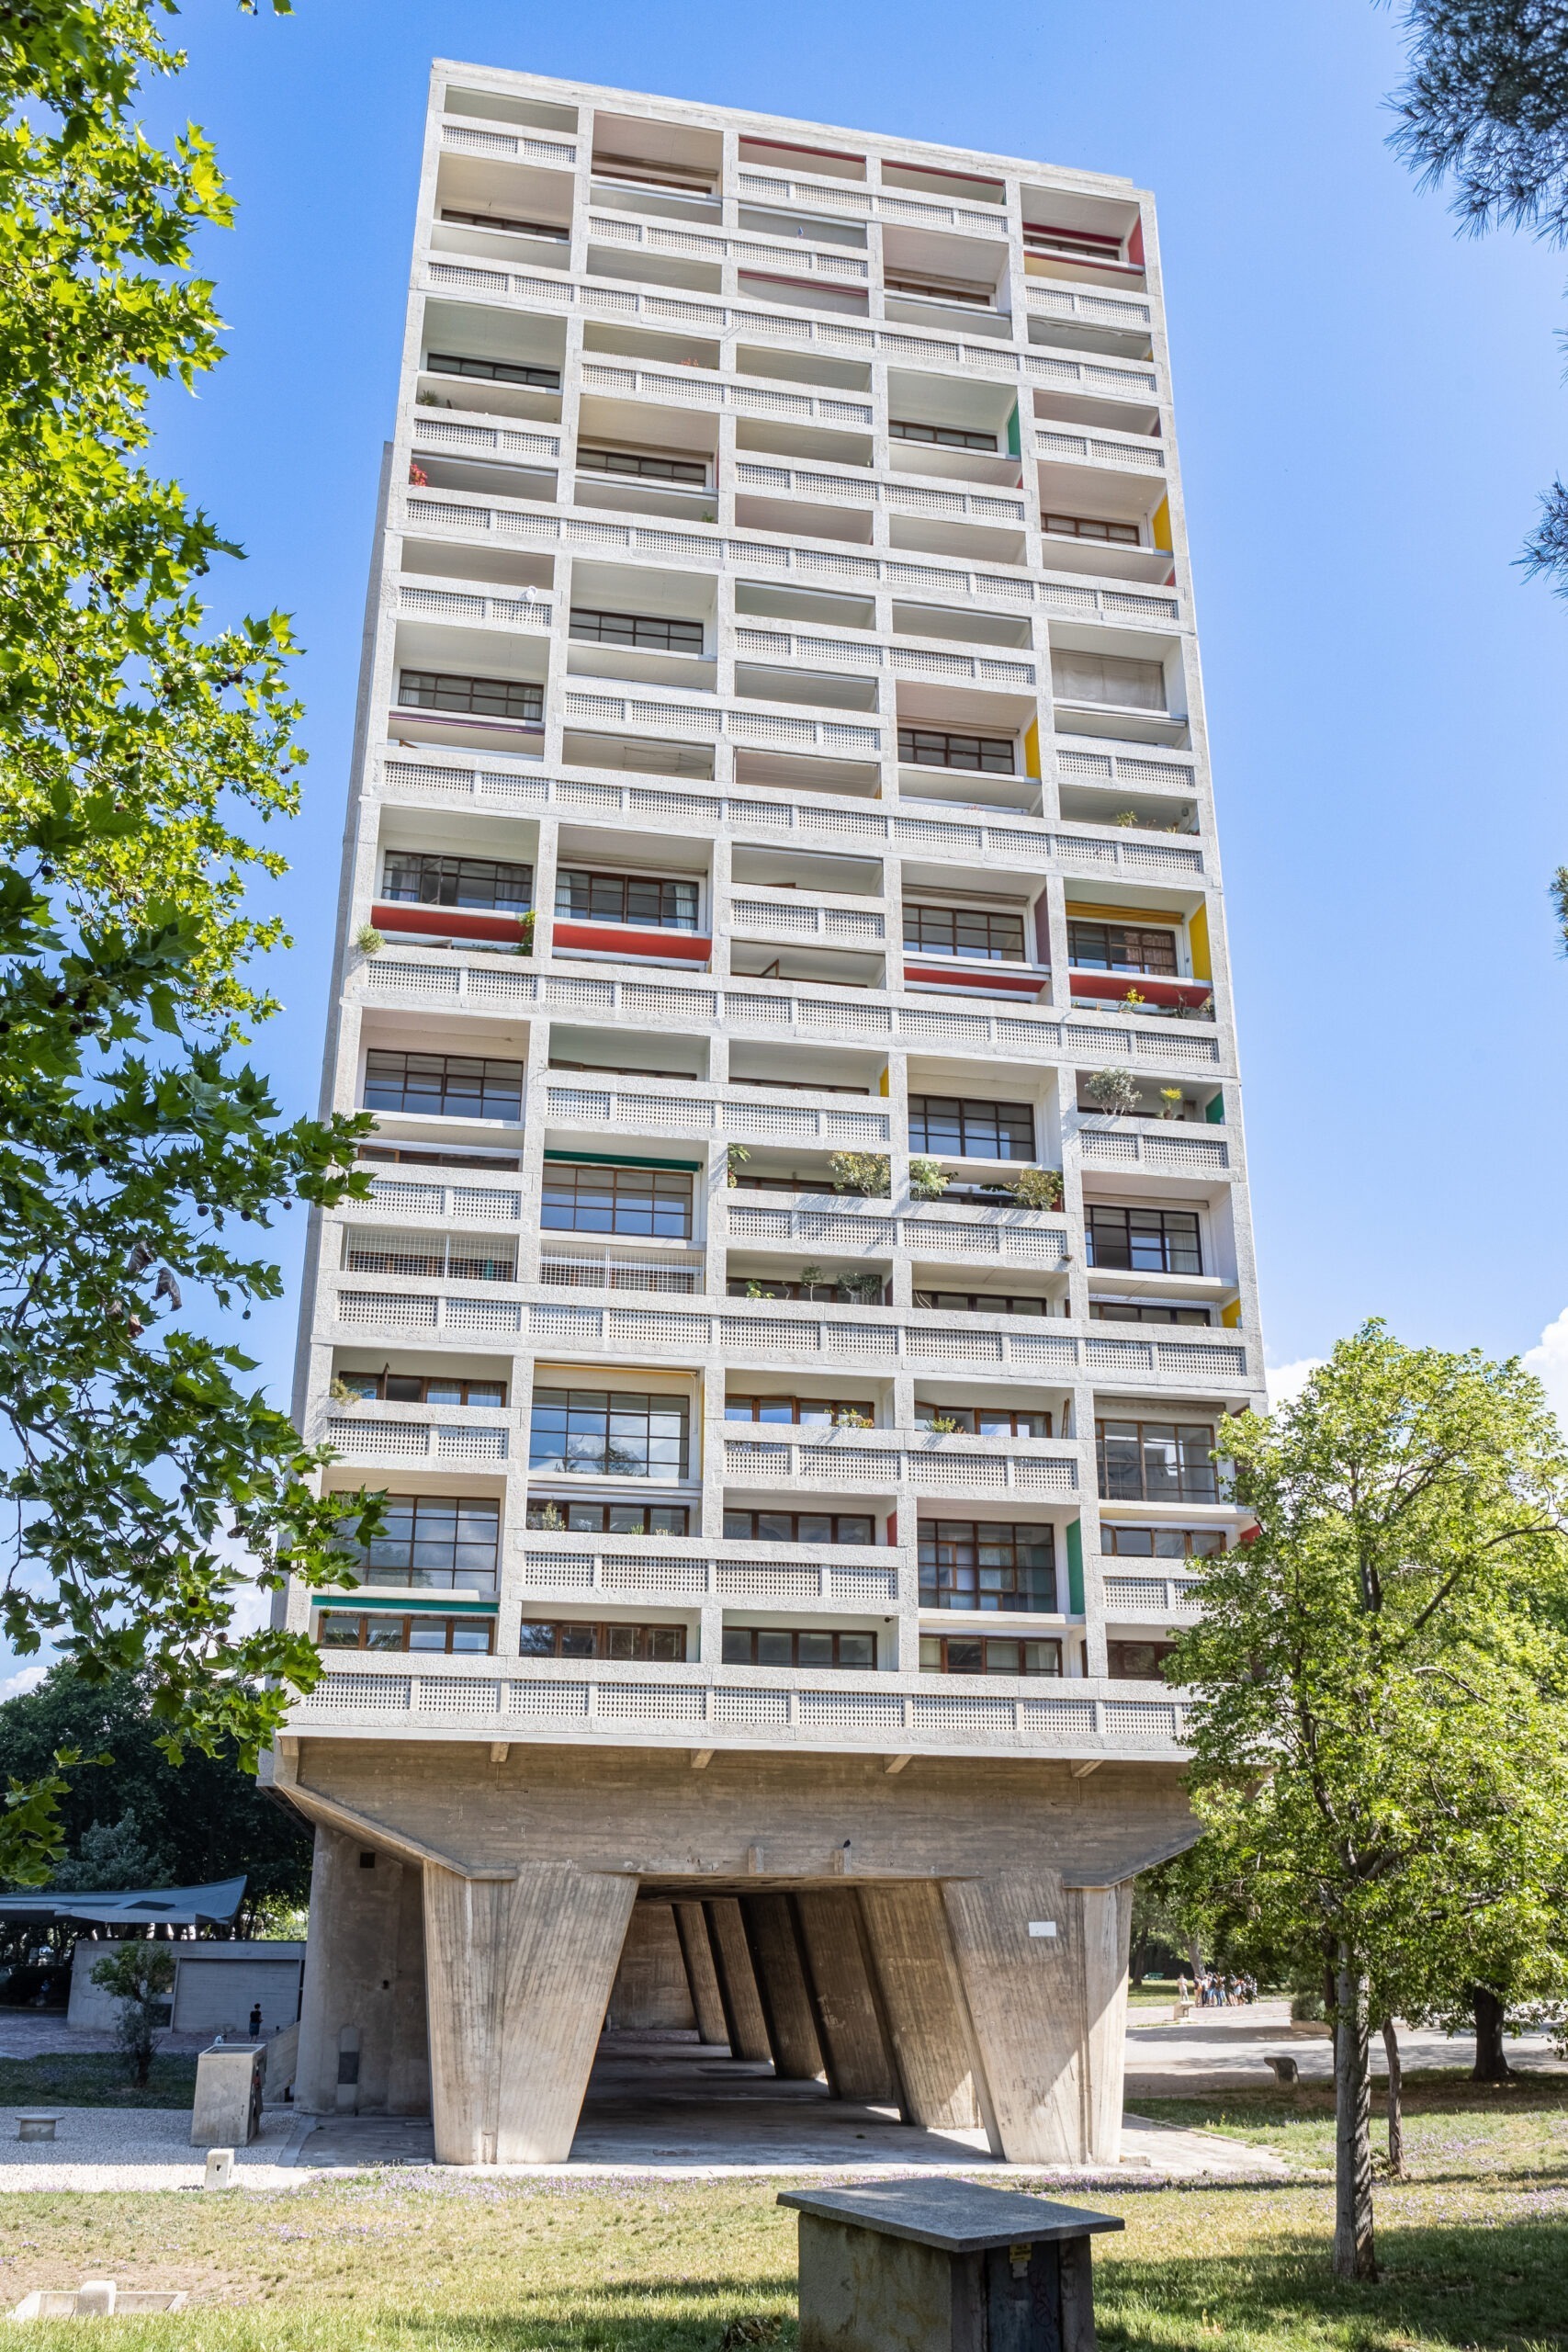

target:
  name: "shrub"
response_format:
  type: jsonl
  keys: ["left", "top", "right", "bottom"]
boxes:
{"left": 829, "top": 1152, "right": 890, "bottom": 1197}
{"left": 1007, "top": 1167, "right": 1064, "bottom": 1211}
{"left": 1085, "top": 1068, "right": 1140, "bottom": 1117}
{"left": 92, "top": 1943, "right": 175, "bottom": 2087}
{"left": 908, "top": 1158, "right": 948, "bottom": 1201}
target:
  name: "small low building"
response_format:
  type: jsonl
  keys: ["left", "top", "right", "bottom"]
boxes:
{"left": 0, "top": 1876, "right": 305, "bottom": 2037}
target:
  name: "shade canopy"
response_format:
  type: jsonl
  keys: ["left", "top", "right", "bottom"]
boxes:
{"left": 0, "top": 1875, "right": 247, "bottom": 1928}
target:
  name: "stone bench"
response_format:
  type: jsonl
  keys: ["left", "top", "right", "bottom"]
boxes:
{"left": 780, "top": 2179, "right": 1123, "bottom": 2352}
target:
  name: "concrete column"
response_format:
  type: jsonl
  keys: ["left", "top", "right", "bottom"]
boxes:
{"left": 856, "top": 1883, "right": 987, "bottom": 2133}
{"left": 423, "top": 1862, "right": 636, "bottom": 2164}
{"left": 1079, "top": 1880, "right": 1134, "bottom": 2164}
{"left": 793, "top": 1891, "right": 897, "bottom": 2104}
{"left": 942, "top": 1869, "right": 1084, "bottom": 2164}
{"left": 740, "top": 1893, "right": 824, "bottom": 2081}
{"left": 703, "top": 1896, "right": 772, "bottom": 2062}
{"left": 296, "top": 1826, "right": 423, "bottom": 2116}
{"left": 674, "top": 1901, "right": 728, "bottom": 2045}
{"left": 607, "top": 1901, "right": 697, "bottom": 2031}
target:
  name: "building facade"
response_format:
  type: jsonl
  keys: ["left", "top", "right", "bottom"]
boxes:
{"left": 275, "top": 64, "right": 1264, "bottom": 2166}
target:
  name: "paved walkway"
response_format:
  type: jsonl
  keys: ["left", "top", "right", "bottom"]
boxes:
{"left": 0, "top": 1997, "right": 1555, "bottom": 2192}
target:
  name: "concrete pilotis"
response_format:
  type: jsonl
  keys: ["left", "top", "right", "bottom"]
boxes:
{"left": 703, "top": 1897, "right": 773, "bottom": 2062}
{"left": 673, "top": 1901, "right": 729, "bottom": 2045}
{"left": 423, "top": 1862, "right": 636, "bottom": 2164}
{"left": 295, "top": 1826, "right": 428, "bottom": 2117}
{"left": 942, "top": 1871, "right": 1086, "bottom": 2164}
{"left": 608, "top": 1901, "right": 697, "bottom": 2032}
{"left": 740, "top": 1894, "right": 825, "bottom": 2082}
{"left": 793, "top": 1891, "right": 897, "bottom": 2105}
{"left": 1079, "top": 1883, "right": 1134, "bottom": 2164}
{"left": 855, "top": 1883, "right": 986, "bottom": 2134}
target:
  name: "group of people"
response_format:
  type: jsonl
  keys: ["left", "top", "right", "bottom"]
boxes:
{"left": 1177, "top": 1969, "right": 1258, "bottom": 2007}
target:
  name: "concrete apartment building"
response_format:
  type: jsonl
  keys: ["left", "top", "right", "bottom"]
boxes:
{"left": 273, "top": 63, "right": 1264, "bottom": 2167}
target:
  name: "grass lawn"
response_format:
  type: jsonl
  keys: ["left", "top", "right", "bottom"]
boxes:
{"left": 0, "top": 2072, "right": 1559, "bottom": 2350}
{"left": 0, "top": 2054, "right": 197, "bottom": 2110}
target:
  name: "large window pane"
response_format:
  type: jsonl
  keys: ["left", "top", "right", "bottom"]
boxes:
{"left": 529, "top": 1389, "right": 689, "bottom": 1482}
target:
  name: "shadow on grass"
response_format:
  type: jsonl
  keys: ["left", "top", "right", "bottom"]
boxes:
{"left": 0, "top": 2052, "right": 197, "bottom": 2109}
{"left": 1095, "top": 2212, "right": 1568, "bottom": 2350}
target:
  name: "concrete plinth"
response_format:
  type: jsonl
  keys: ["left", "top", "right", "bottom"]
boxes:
{"left": 189, "top": 2046, "right": 264, "bottom": 2148}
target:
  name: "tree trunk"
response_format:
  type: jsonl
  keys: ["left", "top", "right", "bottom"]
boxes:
{"left": 1471, "top": 1985, "right": 1512, "bottom": 2083}
{"left": 1333, "top": 1943, "right": 1376, "bottom": 2282}
{"left": 1381, "top": 2016, "right": 1404, "bottom": 2179}
{"left": 1189, "top": 1934, "right": 1203, "bottom": 1978}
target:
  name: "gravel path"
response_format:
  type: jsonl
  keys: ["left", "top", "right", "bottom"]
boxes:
{"left": 0, "top": 2107, "right": 308, "bottom": 2193}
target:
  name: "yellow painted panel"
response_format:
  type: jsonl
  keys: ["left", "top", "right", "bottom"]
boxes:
{"left": 1221, "top": 1299, "right": 1241, "bottom": 1329}
{"left": 1024, "top": 718, "right": 1041, "bottom": 779}
{"left": 1189, "top": 902, "right": 1212, "bottom": 980}
{"left": 879, "top": 1067, "right": 890, "bottom": 1097}
{"left": 1066, "top": 900, "right": 1185, "bottom": 926}
{"left": 1152, "top": 495, "right": 1172, "bottom": 551}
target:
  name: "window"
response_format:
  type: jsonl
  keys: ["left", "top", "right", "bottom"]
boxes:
{"left": 380, "top": 853, "right": 533, "bottom": 912}
{"left": 357, "top": 1144, "right": 520, "bottom": 1172}
{"left": 1086, "top": 1205, "right": 1201, "bottom": 1277}
{"left": 884, "top": 272, "right": 993, "bottom": 309}
{"left": 908, "top": 1094, "right": 1034, "bottom": 1159}
{"left": 1090, "top": 1300, "right": 1211, "bottom": 1327}
{"left": 728, "top": 1276, "right": 889, "bottom": 1306}
{"left": 440, "top": 209, "right": 569, "bottom": 241}
{"left": 344, "top": 1495, "right": 501, "bottom": 1594}
{"left": 519, "top": 1619, "right": 688, "bottom": 1661}
{"left": 1096, "top": 1420, "right": 1218, "bottom": 1504}
{"left": 397, "top": 671, "right": 543, "bottom": 722}
{"left": 335, "top": 1373, "right": 506, "bottom": 1407}
{"left": 898, "top": 726, "right": 1014, "bottom": 775}
{"left": 362, "top": 1050, "right": 524, "bottom": 1122}
{"left": 1101, "top": 1524, "right": 1225, "bottom": 1558}
{"left": 724, "top": 1510, "right": 875, "bottom": 1544}
{"left": 525, "top": 1499, "right": 690, "bottom": 1535}
{"left": 904, "top": 905, "right": 1026, "bottom": 962}
{"left": 555, "top": 870, "right": 700, "bottom": 932}
{"left": 915, "top": 1406, "right": 1052, "bottom": 1438}
{"left": 541, "top": 1162, "right": 693, "bottom": 1239}
{"left": 890, "top": 420, "right": 997, "bottom": 452}
{"left": 1024, "top": 224, "right": 1124, "bottom": 261}
{"left": 316, "top": 1611, "right": 494, "bottom": 1654}
{"left": 1108, "top": 1641, "right": 1179, "bottom": 1681}
{"left": 918, "top": 1521, "right": 1056, "bottom": 1612}
{"left": 529, "top": 1389, "right": 689, "bottom": 1482}
{"left": 910, "top": 1291, "right": 1050, "bottom": 1318}
{"left": 570, "top": 607, "right": 705, "bottom": 654}
{"left": 1042, "top": 513, "right": 1140, "bottom": 546}
{"left": 920, "top": 1634, "right": 1061, "bottom": 1676}
{"left": 427, "top": 352, "right": 561, "bottom": 391}
{"left": 1067, "top": 921, "right": 1177, "bottom": 977}
{"left": 578, "top": 446, "right": 707, "bottom": 485}
{"left": 726, "top": 1396, "right": 876, "bottom": 1426}
{"left": 722, "top": 1627, "right": 876, "bottom": 1668}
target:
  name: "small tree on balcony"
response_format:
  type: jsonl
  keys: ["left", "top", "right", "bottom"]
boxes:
{"left": 828, "top": 1152, "right": 891, "bottom": 1197}
{"left": 1084, "top": 1068, "right": 1140, "bottom": 1118}
{"left": 1006, "top": 1167, "right": 1064, "bottom": 1211}
{"left": 1171, "top": 1323, "right": 1568, "bottom": 2284}
{"left": 908, "top": 1158, "right": 948, "bottom": 1201}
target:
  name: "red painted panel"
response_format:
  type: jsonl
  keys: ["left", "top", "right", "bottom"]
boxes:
{"left": 554, "top": 922, "right": 712, "bottom": 964}
{"left": 374, "top": 902, "right": 522, "bottom": 945}
{"left": 904, "top": 962, "right": 1043, "bottom": 997}
{"left": 1068, "top": 971, "right": 1210, "bottom": 1010}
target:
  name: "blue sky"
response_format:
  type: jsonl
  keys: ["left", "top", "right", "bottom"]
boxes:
{"left": 131, "top": 0, "right": 1568, "bottom": 1442}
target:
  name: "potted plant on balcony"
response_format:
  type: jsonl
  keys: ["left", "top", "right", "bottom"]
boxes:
{"left": 1157, "top": 1088, "right": 1185, "bottom": 1120}
{"left": 356, "top": 924, "right": 383, "bottom": 956}
{"left": 726, "top": 1144, "right": 751, "bottom": 1188}
{"left": 829, "top": 1151, "right": 890, "bottom": 1197}
{"left": 908, "top": 1157, "right": 948, "bottom": 1201}
{"left": 1006, "top": 1166, "right": 1065, "bottom": 1211}
{"left": 1085, "top": 1068, "right": 1140, "bottom": 1119}
{"left": 516, "top": 911, "right": 536, "bottom": 956}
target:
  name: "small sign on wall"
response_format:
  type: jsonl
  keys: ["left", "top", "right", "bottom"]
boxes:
{"left": 1028, "top": 1920, "right": 1058, "bottom": 1939}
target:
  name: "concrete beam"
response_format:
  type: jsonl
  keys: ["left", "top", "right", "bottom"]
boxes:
{"left": 702, "top": 1896, "right": 773, "bottom": 2062}
{"left": 673, "top": 1901, "right": 728, "bottom": 2045}
{"left": 855, "top": 1883, "right": 987, "bottom": 2136}
{"left": 740, "top": 1893, "right": 824, "bottom": 2082}
{"left": 793, "top": 1890, "right": 897, "bottom": 2105}
{"left": 423, "top": 1861, "right": 635, "bottom": 2164}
